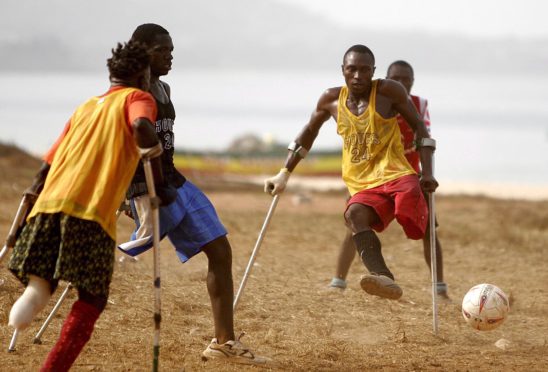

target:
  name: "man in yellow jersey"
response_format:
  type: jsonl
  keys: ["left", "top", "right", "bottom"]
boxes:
{"left": 7, "top": 41, "right": 174, "bottom": 371}
{"left": 328, "top": 60, "right": 449, "bottom": 299}
{"left": 264, "top": 45, "right": 438, "bottom": 300}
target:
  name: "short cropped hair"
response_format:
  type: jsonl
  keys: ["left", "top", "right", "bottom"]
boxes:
{"left": 131, "top": 23, "right": 170, "bottom": 46}
{"left": 107, "top": 41, "right": 150, "bottom": 80}
{"left": 387, "top": 60, "right": 414, "bottom": 77}
{"left": 343, "top": 44, "right": 375, "bottom": 64}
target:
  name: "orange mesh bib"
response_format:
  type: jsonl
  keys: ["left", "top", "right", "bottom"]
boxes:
{"left": 30, "top": 88, "right": 142, "bottom": 239}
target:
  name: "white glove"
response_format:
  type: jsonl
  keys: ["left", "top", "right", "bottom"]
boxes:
{"left": 264, "top": 168, "right": 291, "bottom": 195}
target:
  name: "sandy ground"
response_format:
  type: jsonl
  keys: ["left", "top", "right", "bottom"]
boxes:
{"left": 1, "top": 145, "right": 548, "bottom": 371}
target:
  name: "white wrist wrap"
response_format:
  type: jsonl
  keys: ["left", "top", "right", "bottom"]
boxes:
{"left": 419, "top": 138, "right": 436, "bottom": 149}
{"left": 139, "top": 143, "right": 163, "bottom": 159}
{"left": 288, "top": 141, "right": 309, "bottom": 158}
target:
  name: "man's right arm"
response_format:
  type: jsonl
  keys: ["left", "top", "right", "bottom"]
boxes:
{"left": 264, "top": 88, "right": 338, "bottom": 195}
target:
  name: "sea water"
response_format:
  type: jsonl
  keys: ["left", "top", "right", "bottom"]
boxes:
{"left": 1, "top": 70, "right": 547, "bottom": 190}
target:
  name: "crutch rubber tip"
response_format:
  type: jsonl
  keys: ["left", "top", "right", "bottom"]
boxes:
{"left": 8, "top": 329, "right": 19, "bottom": 352}
{"left": 33, "top": 338, "right": 42, "bottom": 344}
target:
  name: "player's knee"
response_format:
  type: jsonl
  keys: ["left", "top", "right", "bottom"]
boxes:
{"left": 344, "top": 205, "right": 359, "bottom": 224}
{"left": 77, "top": 289, "right": 107, "bottom": 313}
{"left": 345, "top": 204, "right": 375, "bottom": 230}
{"left": 9, "top": 275, "right": 52, "bottom": 330}
{"left": 203, "top": 236, "right": 232, "bottom": 264}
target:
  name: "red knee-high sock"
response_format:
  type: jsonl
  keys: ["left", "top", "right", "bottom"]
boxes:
{"left": 40, "top": 300, "right": 102, "bottom": 372}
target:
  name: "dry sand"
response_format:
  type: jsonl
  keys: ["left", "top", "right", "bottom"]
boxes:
{"left": 1, "top": 145, "right": 547, "bottom": 371}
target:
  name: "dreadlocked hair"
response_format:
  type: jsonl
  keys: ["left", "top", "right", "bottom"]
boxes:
{"left": 107, "top": 41, "right": 150, "bottom": 81}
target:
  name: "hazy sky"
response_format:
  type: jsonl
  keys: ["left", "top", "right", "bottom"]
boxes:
{"left": 1, "top": 0, "right": 547, "bottom": 188}
{"left": 276, "top": 0, "right": 548, "bottom": 38}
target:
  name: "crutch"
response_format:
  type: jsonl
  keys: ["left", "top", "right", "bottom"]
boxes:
{"left": 142, "top": 158, "right": 162, "bottom": 372}
{"left": 233, "top": 194, "right": 280, "bottom": 311}
{"left": 33, "top": 283, "right": 73, "bottom": 344}
{"left": 31, "top": 210, "right": 123, "bottom": 345}
{"left": 4, "top": 195, "right": 35, "bottom": 352}
{"left": 1, "top": 194, "right": 36, "bottom": 263}
{"left": 429, "top": 156, "right": 439, "bottom": 335}
{"left": 429, "top": 192, "right": 439, "bottom": 334}
{"left": 8, "top": 330, "right": 19, "bottom": 353}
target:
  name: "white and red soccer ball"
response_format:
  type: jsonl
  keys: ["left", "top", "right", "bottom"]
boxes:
{"left": 461, "top": 283, "right": 509, "bottom": 331}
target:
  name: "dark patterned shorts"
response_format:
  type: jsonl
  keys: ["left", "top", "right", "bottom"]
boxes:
{"left": 8, "top": 212, "right": 115, "bottom": 298}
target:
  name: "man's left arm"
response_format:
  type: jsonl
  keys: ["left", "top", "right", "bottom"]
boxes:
{"left": 392, "top": 86, "right": 438, "bottom": 192}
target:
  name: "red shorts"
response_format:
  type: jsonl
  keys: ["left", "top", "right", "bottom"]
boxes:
{"left": 346, "top": 175, "right": 428, "bottom": 240}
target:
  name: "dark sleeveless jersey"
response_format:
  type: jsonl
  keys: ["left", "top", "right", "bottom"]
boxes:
{"left": 126, "top": 90, "right": 186, "bottom": 199}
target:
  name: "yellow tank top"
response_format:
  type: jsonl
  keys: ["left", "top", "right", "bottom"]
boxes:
{"left": 337, "top": 80, "right": 415, "bottom": 195}
{"left": 29, "top": 88, "right": 142, "bottom": 239}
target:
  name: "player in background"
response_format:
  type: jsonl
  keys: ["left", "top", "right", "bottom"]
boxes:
{"left": 328, "top": 60, "right": 449, "bottom": 299}
{"left": 7, "top": 41, "right": 173, "bottom": 371}
{"left": 265, "top": 45, "right": 438, "bottom": 300}
{"left": 119, "top": 23, "right": 269, "bottom": 365}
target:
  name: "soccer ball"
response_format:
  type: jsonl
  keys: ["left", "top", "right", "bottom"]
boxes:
{"left": 461, "top": 283, "right": 509, "bottom": 331}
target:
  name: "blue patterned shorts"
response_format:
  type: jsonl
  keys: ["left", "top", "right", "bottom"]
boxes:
{"left": 119, "top": 181, "right": 227, "bottom": 262}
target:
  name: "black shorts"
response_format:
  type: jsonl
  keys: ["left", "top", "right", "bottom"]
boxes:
{"left": 9, "top": 212, "right": 115, "bottom": 298}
